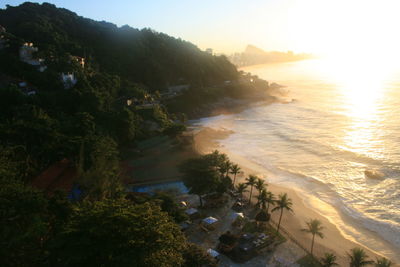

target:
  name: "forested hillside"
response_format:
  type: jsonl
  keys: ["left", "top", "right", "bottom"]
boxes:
{"left": 0, "top": 2, "right": 238, "bottom": 89}
{"left": 0, "top": 3, "right": 270, "bottom": 266}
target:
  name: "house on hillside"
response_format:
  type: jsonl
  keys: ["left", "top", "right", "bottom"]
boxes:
{"left": 61, "top": 72, "right": 78, "bottom": 89}
{"left": 71, "top": 55, "right": 85, "bottom": 68}
{"left": 19, "top": 42, "right": 47, "bottom": 72}
{"left": 18, "top": 81, "right": 37, "bottom": 96}
{"left": 31, "top": 159, "right": 81, "bottom": 200}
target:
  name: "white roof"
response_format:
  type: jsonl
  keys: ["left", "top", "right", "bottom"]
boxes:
{"left": 207, "top": 249, "right": 219, "bottom": 258}
{"left": 185, "top": 208, "right": 198, "bottom": 215}
{"left": 202, "top": 216, "right": 218, "bottom": 225}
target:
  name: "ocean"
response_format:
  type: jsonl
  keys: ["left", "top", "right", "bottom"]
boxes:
{"left": 197, "top": 59, "right": 400, "bottom": 260}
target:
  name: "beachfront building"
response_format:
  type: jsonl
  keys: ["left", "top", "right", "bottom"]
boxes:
{"left": 61, "top": 72, "right": 78, "bottom": 89}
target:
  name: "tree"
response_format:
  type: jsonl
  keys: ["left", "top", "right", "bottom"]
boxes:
{"left": 152, "top": 192, "right": 188, "bottom": 223}
{"left": 219, "top": 160, "right": 232, "bottom": 178}
{"left": 271, "top": 193, "right": 293, "bottom": 233}
{"left": 245, "top": 174, "right": 258, "bottom": 204}
{"left": 348, "top": 248, "right": 374, "bottom": 267}
{"left": 257, "top": 189, "right": 268, "bottom": 209}
{"left": 236, "top": 183, "right": 248, "bottom": 199}
{"left": 320, "top": 253, "right": 339, "bottom": 267}
{"left": 78, "top": 135, "right": 123, "bottom": 201}
{"left": 179, "top": 156, "right": 221, "bottom": 207}
{"left": 301, "top": 219, "right": 324, "bottom": 256}
{"left": 230, "top": 164, "right": 241, "bottom": 185}
{"left": 0, "top": 178, "right": 49, "bottom": 267}
{"left": 48, "top": 200, "right": 186, "bottom": 267}
{"left": 265, "top": 191, "right": 276, "bottom": 214}
{"left": 374, "top": 257, "right": 392, "bottom": 267}
{"left": 255, "top": 178, "right": 266, "bottom": 196}
{"left": 182, "top": 243, "right": 218, "bottom": 267}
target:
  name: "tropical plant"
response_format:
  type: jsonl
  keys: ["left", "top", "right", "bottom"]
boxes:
{"left": 375, "top": 257, "right": 392, "bottom": 267}
{"left": 320, "top": 253, "right": 339, "bottom": 267}
{"left": 301, "top": 219, "right": 324, "bottom": 256}
{"left": 257, "top": 189, "right": 268, "bottom": 209}
{"left": 48, "top": 200, "right": 187, "bottom": 267}
{"left": 230, "top": 164, "right": 241, "bottom": 185}
{"left": 265, "top": 191, "right": 276, "bottom": 213}
{"left": 271, "top": 193, "right": 293, "bottom": 233}
{"left": 220, "top": 160, "right": 232, "bottom": 178}
{"left": 245, "top": 175, "right": 258, "bottom": 204}
{"left": 348, "top": 248, "right": 374, "bottom": 267}
{"left": 255, "top": 178, "right": 266, "bottom": 196}
{"left": 182, "top": 243, "right": 218, "bottom": 267}
{"left": 235, "top": 183, "right": 248, "bottom": 199}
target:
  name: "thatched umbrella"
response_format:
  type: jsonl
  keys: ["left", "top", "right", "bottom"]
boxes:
{"left": 255, "top": 210, "right": 270, "bottom": 228}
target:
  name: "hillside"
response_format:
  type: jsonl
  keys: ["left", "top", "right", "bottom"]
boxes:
{"left": 0, "top": 2, "right": 270, "bottom": 180}
{"left": 0, "top": 2, "right": 238, "bottom": 89}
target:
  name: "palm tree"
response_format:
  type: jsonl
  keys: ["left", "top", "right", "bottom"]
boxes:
{"left": 230, "top": 164, "right": 241, "bottom": 185}
{"left": 265, "top": 191, "right": 276, "bottom": 214}
{"left": 271, "top": 193, "right": 293, "bottom": 233}
{"left": 218, "top": 160, "right": 231, "bottom": 178}
{"left": 220, "top": 160, "right": 232, "bottom": 178}
{"left": 301, "top": 219, "right": 324, "bottom": 256}
{"left": 348, "top": 248, "right": 374, "bottom": 267}
{"left": 320, "top": 253, "right": 339, "bottom": 267}
{"left": 257, "top": 189, "right": 268, "bottom": 209}
{"left": 255, "top": 178, "right": 266, "bottom": 196}
{"left": 375, "top": 257, "right": 392, "bottom": 267}
{"left": 245, "top": 175, "right": 258, "bottom": 204}
{"left": 236, "top": 183, "right": 248, "bottom": 199}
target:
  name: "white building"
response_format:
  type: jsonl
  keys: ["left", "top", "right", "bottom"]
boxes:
{"left": 19, "top": 43, "right": 47, "bottom": 71}
{"left": 61, "top": 73, "right": 78, "bottom": 89}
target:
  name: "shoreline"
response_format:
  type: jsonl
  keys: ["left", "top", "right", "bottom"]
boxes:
{"left": 191, "top": 125, "right": 400, "bottom": 266}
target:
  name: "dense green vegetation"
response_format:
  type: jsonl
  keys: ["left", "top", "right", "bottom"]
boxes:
{"left": 0, "top": 2, "right": 267, "bottom": 266}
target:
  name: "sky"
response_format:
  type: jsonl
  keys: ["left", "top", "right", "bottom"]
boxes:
{"left": 2, "top": 0, "right": 400, "bottom": 57}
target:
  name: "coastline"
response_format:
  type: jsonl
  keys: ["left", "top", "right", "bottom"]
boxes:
{"left": 191, "top": 125, "right": 400, "bottom": 266}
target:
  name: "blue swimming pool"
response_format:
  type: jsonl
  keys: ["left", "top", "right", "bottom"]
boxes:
{"left": 129, "top": 181, "right": 189, "bottom": 195}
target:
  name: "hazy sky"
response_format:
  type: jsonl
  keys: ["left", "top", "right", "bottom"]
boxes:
{"left": 2, "top": 0, "right": 400, "bottom": 56}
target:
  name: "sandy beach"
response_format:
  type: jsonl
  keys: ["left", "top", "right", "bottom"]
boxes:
{"left": 192, "top": 126, "right": 400, "bottom": 266}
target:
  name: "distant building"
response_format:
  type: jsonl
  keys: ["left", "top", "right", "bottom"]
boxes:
{"left": 19, "top": 42, "right": 47, "bottom": 71}
{"left": 19, "top": 43, "right": 39, "bottom": 64}
{"left": 18, "top": 81, "right": 37, "bottom": 96}
{"left": 71, "top": 55, "right": 85, "bottom": 68}
{"left": 206, "top": 48, "right": 213, "bottom": 55}
{"left": 61, "top": 72, "right": 78, "bottom": 89}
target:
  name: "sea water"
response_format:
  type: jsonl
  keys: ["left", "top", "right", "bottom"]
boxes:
{"left": 197, "top": 59, "right": 400, "bottom": 260}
